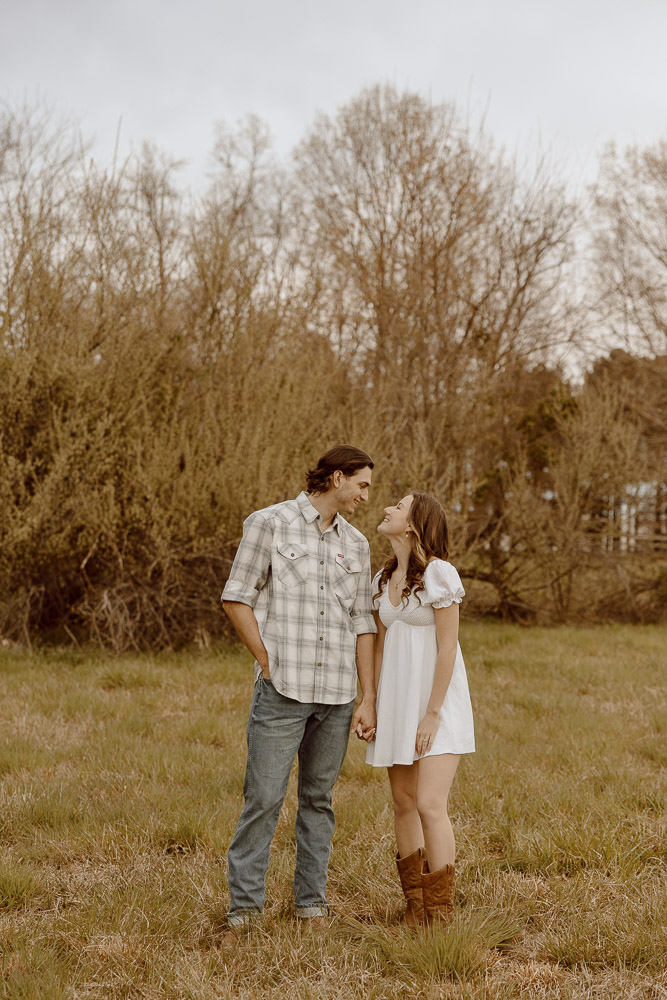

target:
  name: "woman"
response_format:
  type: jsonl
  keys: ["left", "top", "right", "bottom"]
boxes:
{"left": 366, "top": 492, "right": 474, "bottom": 927}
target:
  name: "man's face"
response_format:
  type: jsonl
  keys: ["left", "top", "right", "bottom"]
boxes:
{"left": 333, "top": 466, "right": 373, "bottom": 515}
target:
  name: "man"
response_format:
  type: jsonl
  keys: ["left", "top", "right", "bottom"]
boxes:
{"left": 221, "top": 444, "right": 377, "bottom": 935}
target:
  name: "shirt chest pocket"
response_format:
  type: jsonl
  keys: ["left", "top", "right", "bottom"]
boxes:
{"left": 274, "top": 541, "right": 309, "bottom": 588}
{"left": 333, "top": 554, "right": 363, "bottom": 605}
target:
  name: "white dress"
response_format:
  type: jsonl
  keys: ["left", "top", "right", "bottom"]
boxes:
{"left": 365, "top": 559, "right": 475, "bottom": 767}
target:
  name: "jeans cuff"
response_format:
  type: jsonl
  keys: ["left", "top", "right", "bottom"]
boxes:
{"left": 295, "top": 904, "right": 329, "bottom": 919}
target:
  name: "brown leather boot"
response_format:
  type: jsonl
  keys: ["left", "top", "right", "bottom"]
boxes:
{"left": 422, "top": 862, "right": 455, "bottom": 925}
{"left": 396, "top": 847, "right": 426, "bottom": 928}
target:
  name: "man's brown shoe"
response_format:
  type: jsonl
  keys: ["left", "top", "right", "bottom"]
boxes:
{"left": 216, "top": 923, "right": 249, "bottom": 950}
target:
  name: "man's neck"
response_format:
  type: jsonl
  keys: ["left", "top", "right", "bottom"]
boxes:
{"left": 307, "top": 492, "right": 339, "bottom": 532}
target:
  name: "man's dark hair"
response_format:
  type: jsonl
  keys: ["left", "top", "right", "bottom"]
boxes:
{"left": 306, "top": 445, "right": 374, "bottom": 494}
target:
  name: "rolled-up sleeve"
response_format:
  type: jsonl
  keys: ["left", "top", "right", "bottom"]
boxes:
{"left": 349, "top": 544, "right": 377, "bottom": 636}
{"left": 221, "top": 512, "right": 273, "bottom": 608}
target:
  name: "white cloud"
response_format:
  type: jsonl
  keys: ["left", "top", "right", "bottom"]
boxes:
{"left": 2, "top": 0, "right": 666, "bottom": 192}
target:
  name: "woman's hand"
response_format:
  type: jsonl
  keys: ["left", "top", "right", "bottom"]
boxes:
{"left": 351, "top": 695, "right": 377, "bottom": 742}
{"left": 416, "top": 710, "right": 439, "bottom": 757}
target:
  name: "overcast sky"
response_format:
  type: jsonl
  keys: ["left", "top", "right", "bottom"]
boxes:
{"left": 2, "top": 0, "right": 666, "bottom": 193}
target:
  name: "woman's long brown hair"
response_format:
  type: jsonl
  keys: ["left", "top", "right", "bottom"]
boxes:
{"left": 374, "top": 492, "right": 450, "bottom": 607}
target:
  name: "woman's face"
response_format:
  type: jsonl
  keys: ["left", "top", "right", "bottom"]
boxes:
{"left": 378, "top": 494, "right": 414, "bottom": 538}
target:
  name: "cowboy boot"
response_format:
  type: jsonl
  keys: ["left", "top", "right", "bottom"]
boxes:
{"left": 421, "top": 862, "right": 455, "bottom": 925}
{"left": 395, "top": 847, "right": 426, "bottom": 928}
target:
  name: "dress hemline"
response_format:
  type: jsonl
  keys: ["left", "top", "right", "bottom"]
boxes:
{"left": 366, "top": 745, "right": 476, "bottom": 768}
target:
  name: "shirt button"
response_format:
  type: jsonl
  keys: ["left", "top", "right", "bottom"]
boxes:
{"left": 320, "top": 560, "right": 324, "bottom": 565}
{"left": 320, "top": 610, "right": 324, "bottom": 615}
{"left": 317, "top": 662, "right": 322, "bottom": 666}
{"left": 319, "top": 636, "right": 324, "bottom": 641}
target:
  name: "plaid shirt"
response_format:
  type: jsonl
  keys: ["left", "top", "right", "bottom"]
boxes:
{"left": 221, "top": 491, "right": 376, "bottom": 704}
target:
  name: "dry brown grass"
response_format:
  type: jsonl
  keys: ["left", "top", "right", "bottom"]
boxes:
{"left": 0, "top": 623, "right": 665, "bottom": 998}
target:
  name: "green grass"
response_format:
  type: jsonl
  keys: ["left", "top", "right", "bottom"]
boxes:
{"left": 0, "top": 624, "right": 665, "bottom": 999}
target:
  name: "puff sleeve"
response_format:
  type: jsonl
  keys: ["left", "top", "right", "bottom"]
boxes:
{"left": 422, "top": 559, "right": 465, "bottom": 609}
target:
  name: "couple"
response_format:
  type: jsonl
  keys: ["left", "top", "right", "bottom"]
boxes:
{"left": 221, "top": 445, "right": 474, "bottom": 940}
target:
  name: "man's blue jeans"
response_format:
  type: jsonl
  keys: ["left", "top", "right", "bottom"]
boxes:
{"left": 226, "top": 677, "right": 354, "bottom": 924}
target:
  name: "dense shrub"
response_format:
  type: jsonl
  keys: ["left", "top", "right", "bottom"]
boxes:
{"left": 1, "top": 95, "right": 665, "bottom": 647}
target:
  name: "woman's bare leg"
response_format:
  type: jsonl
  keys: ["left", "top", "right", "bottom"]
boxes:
{"left": 415, "top": 754, "right": 460, "bottom": 870}
{"left": 387, "top": 764, "right": 423, "bottom": 857}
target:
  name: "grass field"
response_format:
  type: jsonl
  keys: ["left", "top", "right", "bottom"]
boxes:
{"left": 0, "top": 623, "right": 665, "bottom": 999}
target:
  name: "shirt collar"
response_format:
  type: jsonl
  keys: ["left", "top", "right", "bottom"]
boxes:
{"left": 297, "top": 491, "right": 341, "bottom": 535}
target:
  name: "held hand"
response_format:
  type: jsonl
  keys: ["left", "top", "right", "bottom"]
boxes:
{"left": 351, "top": 697, "right": 377, "bottom": 742}
{"left": 415, "top": 711, "right": 439, "bottom": 757}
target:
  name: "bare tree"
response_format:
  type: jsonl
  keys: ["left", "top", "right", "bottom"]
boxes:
{"left": 1, "top": 96, "right": 664, "bottom": 647}
{"left": 595, "top": 139, "right": 667, "bottom": 357}
{"left": 587, "top": 350, "right": 667, "bottom": 554}
{"left": 293, "top": 85, "right": 581, "bottom": 575}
